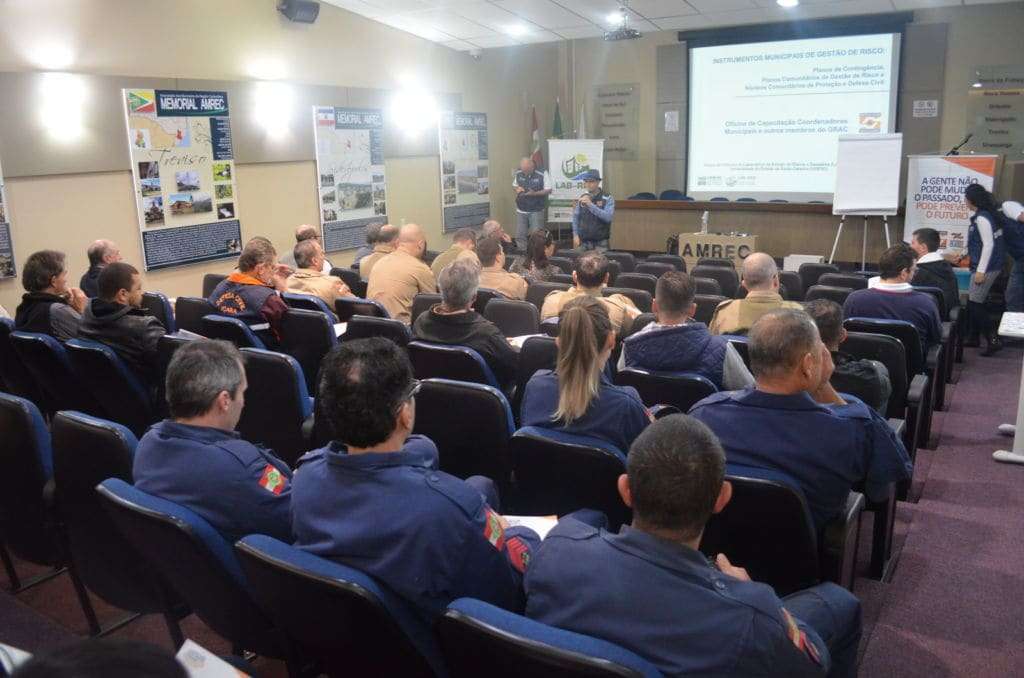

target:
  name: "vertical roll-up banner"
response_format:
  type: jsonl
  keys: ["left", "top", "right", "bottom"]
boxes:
{"left": 903, "top": 155, "right": 998, "bottom": 252}
{"left": 547, "top": 139, "right": 605, "bottom": 223}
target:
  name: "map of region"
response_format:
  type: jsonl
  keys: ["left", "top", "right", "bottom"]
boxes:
{"left": 129, "top": 116, "right": 201, "bottom": 150}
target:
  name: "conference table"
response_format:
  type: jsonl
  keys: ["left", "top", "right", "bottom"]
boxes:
{"left": 610, "top": 200, "right": 904, "bottom": 265}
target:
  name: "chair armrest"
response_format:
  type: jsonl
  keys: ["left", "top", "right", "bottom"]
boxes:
{"left": 42, "top": 477, "right": 57, "bottom": 512}
{"left": 941, "top": 321, "right": 953, "bottom": 344}
{"left": 907, "top": 373, "right": 929, "bottom": 405}
{"left": 819, "top": 491, "right": 866, "bottom": 591}
{"left": 948, "top": 306, "right": 960, "bottom": 324}
{"left": 301, "top": 413, "right": 316, "bottom": 448}
{"left": 926, "top": 344, "right": 942, "bottom": 372}
{"left": 887, "top": 418, "right": 906, "bottom": 439}
{"left": 650, "top": 404, "right": 681, "bottom": 419}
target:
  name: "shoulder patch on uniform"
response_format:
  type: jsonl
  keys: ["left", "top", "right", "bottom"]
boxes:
{"left": 782, "top": 608, "right": 822, "bottom": 665}
{"left": 259, "top": 464, "right": 287, "bottom": 495}
{"left": 506, "top": 537, "right": 531, "bottom": 572}
{"left": 483, "top": 508, "right": 506, "bottom": 550}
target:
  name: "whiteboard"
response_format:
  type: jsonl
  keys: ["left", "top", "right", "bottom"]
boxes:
{"left": 832, "top": 133, "right": 903, "bottom": 216}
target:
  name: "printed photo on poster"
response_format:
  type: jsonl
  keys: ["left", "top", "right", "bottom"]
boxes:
{"left": 438, "top": 111, "right": 490, "bottom": 232}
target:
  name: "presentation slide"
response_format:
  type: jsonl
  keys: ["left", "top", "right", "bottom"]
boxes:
{"left": 687, "top": 33, "right": 900, "bottom": 202}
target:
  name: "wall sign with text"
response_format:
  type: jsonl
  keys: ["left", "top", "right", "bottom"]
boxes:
{"left": 0, "top": 157, "right": 14, "bottom": 279}
{"left": 438, "top": 112, "right": 490, "bottom": 233}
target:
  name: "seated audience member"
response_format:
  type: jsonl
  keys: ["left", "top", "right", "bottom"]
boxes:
{"left": 279, "top": 224, "right": 332, "bottom": 272}
{"left": 690, "top": 310, "right": 912, "bottom": 534}
{"left": 14, "top": 249, "right": 87, "bottom": 341}
{"left": 482, "top": 219, "right": 515, "bottom": 254}
{"left": 367, "top": 223, "right": 437, "bottom": 323}
{"left": 709, "top": 252, "right": 801, "bottom": 335}
{"left": 430, "top": 227, "right": 479, "bottom": 279}
{"left": 510, "top": 228, "right": 560, "bottom": 283}
{"left": 286, "top": 239, "right": 351, "bottom": 313}
{"left": 477, "top": 236, "right": 528, "bottom": 300}
{"left": 208, "top": 239, "right": 290, "bottom": 349}
{"left": 291, "top": 338, "right": 538, "bottom": 620}
{"left": 804, "top": 299, "right": 892, "bottom": 415}
{"left": 540, "top": 252, "right": 641, "bottom": 336}
{"left": 412, "top": 258, "right": 517, "bottom": 390}
{"left": 359, "top": 223, "right": 399, "bottom": 282}
{"left": 80, "top": 240, "right": 122, "bottom": 298}
{"left": 133, "top": 340, "right": 293, "bottom": 543}
{"left": 522, "top": 296, "right": 650, "bottom": 454}
{"left": 909, "top": 227, "right": 959, "bottom": 315}
{"left": 620, "top": 271, "right": 753, "bottom": 390}
{"left": 843, "top": 244, "right": 942, "bottom": 353}
{"left": 353, "top": 222, "right": 384, "bottom": 268}
{"left": 12, "top": 639, "right": 187, "bottom": 678}
{"left": 78, "top": 262, "right": 167, "bottom": 387}
{"left": 526, "top": 414, "right": 862, "bottom": 678}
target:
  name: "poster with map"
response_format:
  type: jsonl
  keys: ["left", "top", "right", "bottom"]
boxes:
{"left": 0, "top": 157, "right": 14, "bottom": 279}
{"left": 123, "top": 89, "right": 242, "bottom": 271}
{"left": 438, "top": 112, "right": 489, "bottom": 233}
{"left": 313, "top": 107, "right": 387, "bottom": 252}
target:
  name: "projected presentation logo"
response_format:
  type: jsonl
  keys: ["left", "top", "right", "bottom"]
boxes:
{"left": 561, "top": 153, "right": 591, "bottom": 179}
{"left": 858, "top": 113, "right": 882, "bottom": 133}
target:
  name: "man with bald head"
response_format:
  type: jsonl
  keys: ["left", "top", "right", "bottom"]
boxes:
{"left": 359, "top": 224, "right": 399, "bottom": 282}
{"left": 367, "top": 223, "right": 437, "bottom": 323}
{"left": 280, "top": 224, "right": 333, "bottom": 273}
{"left": 708, "top": 252, "right": 802, "bottom": 335}
{"left": 80, "top": 240, "right": 122, "bottom": 298}
{"left": 690, "top": 309, "right": 912, "bottom": 534}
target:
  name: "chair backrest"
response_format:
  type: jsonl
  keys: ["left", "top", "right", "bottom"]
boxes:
{"left": 644, "top": 254, "right": 686, "bottom": 272}
{"left": 174, "top": 297, "right": 217, "bottom": 335}
{"left": 343, "top": 315, "right": 412, "bottom": 347}
{"left": 700, "top": 470, "right": 820, "bottom": 596}
{"left": 236, "top": 535, "right": 440, "bottom": 677}
{"left": 279, "top": 308, "right": 336, "bottom": 394}
{"left": 844, "top": 317, "right": 925, "bottom": 376}
{"left": 0, "top": 393, "right": 59, "bottom": 566}
{"left": 604, "top": 252, "right": 636, "bottom": 273}
{"left": 140, "top": 291, "right": 176, "bottom": 333}
{"left": 65, "top": 338, "right": 155, "bottom": 437}
{"left": 547, "top": 257, "right": 574, "bottom": 274}
{"left": 605, "top": 260, "right": 621, "bottom": 286}
{"left": 411, "top": 293, "right": 442, "bottom": 325}
{"left": 692, "top": 265, "right": 739, "bottom": 298}
{"left": 736, "top": 197, "right": 757, "bottom": 203}
{"left": 200, "top": 315, "right": 266, "bottom": 349}
{"left": 330, "top": 267, "right": 367, "bottom": 298}
{"left": 513, "top": 336, "right": 558, "bottom": 420}
{"left": 237, "top": 348, "right": 313, "bottom": 468}
{"left": 912, "top": 285, "right": 949, "bottom": 320}
{"left": 603, "top": 287, "right": 652, "bottom": 314}
{"left": 614, "top": 273, "right": 657, "bottom": 297}
{"left": 423, "top": 249, "right": 441, "bottom": 266}
{"left": 438, "top": 598, "right": 662, "bottom": 678}
{"left": 0, "top": 318, "right": 47, "bottom": 408}
{"left": 484, "top": 298, "right": 540, "bottom": 337}
{"left": 634, "top": 262, "right": 673, "bottom": 279}
{"left": 629, "top": 192, "right": 657, "bottom": 200}
{"left": 407, "top": 341, "right": 499, "bottom": 388}
{"left": 511, "top": 427, "right": 631, "bottom": 530}
{"left": 202, "top": 273, "right": 228, "bottom": 298}
{"left": 692, "top": 277, "right": 723, "bottom": 297}
{"left": 96, "top": 479, "right": 285, "bottom": 658}
{"left": 724, "top": 336, "right": 751, "bottom": 369}
{"left": 335, "top": 297, "right": 389, "bottom": 323}
{"left": 155, "top": 333, "right": 194, "bottom": 418}
{"left": 658, "top": 189, "right": 686, "bottom": 201}
{"left": 710, "top": 197, "right": 729, "bottom": 202}
{"left": 805, "top": 285, "right": 852, "bottom": 306}
{"left": 798, "top": 262, "right": 839, "bottom": 293}
{"left": 51, "top": 411, "right": 177, "bottom": 615}
{"left": 696, "top": 258, "right": 735, "bottom": 269}
{"left": 631, "top": 313, "right": 656, "bottom": 335}
{"left": 768, "top": 199, "right": 789, "bottom": 203}
{"left": 474, "top": 288, "right": 501, "bottom": 315}
{"left": 692, "top": 294, "right": 727, "bottom": 326}
{"left": 282, "top": 292, "right": 335, "bottom": 317}
{"left": 839, "top": 331, "right": 909, "bottom": 418}
{"left": 412, "top": 379, "right": 515, "bottom": 490}
{"left": 818, "top": 273, "right": 867, "bottom": 290}
{"left": 778, "top": 271, "right": 804, "bottom": 301}
{"left": 550, "top": 273, "right": 574, "bottom": 285}
{"left": 614, "top": 369, "right": 717, "bottom": 412}
{"left": 10, "top": 331, "right": 101, "bottom": 416}
{"left": 526, "top": 282, "right": 571, "bottom": 312}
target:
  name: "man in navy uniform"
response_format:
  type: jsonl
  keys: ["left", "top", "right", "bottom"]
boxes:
{"left": 133, "top": 339, "right": 293, "bottom": 543}
{"left": 513, "top": 156, "right": 552, "bottom": 245}
{"left": 690, "top": 309, "right": 912, "bottom": 534}
{"left": 290, "top": 338, "right": 540, "bottom": 621}
{"left": 526, "top": 414, "right": 862, "bottom": 678}
{"left": 572, "top": 170, "right": 614, "bottom": 252}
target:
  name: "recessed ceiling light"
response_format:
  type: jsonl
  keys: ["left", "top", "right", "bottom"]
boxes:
{"left": 505, "top": 24, "right": 528, "bottom": 37}
{"left": 777, "top": 0, "right": 800, "bottom": 7}
{"left": 606, "top": 11, "right": 625, "bottom": 26}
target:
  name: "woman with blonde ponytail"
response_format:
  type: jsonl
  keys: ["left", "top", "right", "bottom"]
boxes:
{"left": 520, "top": 296, "right": 651, "bottom": 454}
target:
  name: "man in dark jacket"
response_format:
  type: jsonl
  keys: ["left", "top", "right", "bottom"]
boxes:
{"left": 909, "top": 228, "right": 958, "bottom": 315}
{"left": 78, "top": 262, "right": 167, "bottom": 387}
{"left": 79, "top": 240, "right": 122, "bottom": 298}
{"left": 412, "top": 257, "right": 517, "bottom": 391}
{"left": 619, "top": 271, "right": 753, "bottom": 391}
{"left": 15, "top": 249, "right": 87, "bottom": 341}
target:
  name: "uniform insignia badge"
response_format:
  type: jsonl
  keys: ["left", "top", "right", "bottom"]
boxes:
{"left": 259, "top": 464, "right": 286, "bottom": 495}
{"left": 506, "top": 537, "right": 531, "bottom": 573}
{"left": 782, "top": 608, "right": 822, "bottom": 665}
{"left": 483, "top": 509, "right": 505, "bottom": 550}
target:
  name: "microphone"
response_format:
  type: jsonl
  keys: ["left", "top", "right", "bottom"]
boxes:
{"left": 946, "top": 133, "right": 973, "bottom": 156}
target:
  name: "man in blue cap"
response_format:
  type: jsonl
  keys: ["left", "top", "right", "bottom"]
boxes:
{"left": 572, "top": 170, "right": 615, "bottom": 252}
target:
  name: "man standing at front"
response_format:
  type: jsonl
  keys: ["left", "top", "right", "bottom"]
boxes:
{"left": 513, "top": 157, "right": 551, "bottom": 245}
{"left": 572, "top": 170, "right": 614, "bottom": 252}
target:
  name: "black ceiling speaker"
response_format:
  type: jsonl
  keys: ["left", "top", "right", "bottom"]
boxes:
{"left": 278, "top": 0, "right": 320, "bottom": 23}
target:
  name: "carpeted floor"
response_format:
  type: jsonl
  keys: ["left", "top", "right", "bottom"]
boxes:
{"left": 1, "top": 345, "right": 1021, "bottom": 677}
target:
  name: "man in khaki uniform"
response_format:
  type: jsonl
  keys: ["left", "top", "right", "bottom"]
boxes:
{"left": 477, "top": 236, "right": 527, "bottom": 300}
{"left": 541, "top": 252, "right": 640, "bottom": 336}
{"left": 359, "top": 224, "right": 399, "bottom": 282}
{"left": 431, "top": 227, "right": 479, "bottom": 279}
{"left": 367, "top": 223, "right": 437, "bottom": 323}
{"left": 286, "top": 239, "right": 351, "bottom": 315}
{"left": 709, "top": 252, "right": 803, "bottom": 335}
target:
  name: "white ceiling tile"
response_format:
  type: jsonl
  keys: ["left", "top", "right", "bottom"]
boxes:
{"left": 360, "top": 0, "right": 434, "bottom": 11}
{"left": 452, "top": 2, "right": 544, "bottom": 34}
{"left": 653, "top": 13, "right": 713, "bottom": 29}
{"left": 701, "top": 8, "right": 771, "bottom": 26}
{"left": 963, "top": 0, "right": 1018, "bottom": 5}
{"left": 407, "top": 9, "right": 498, "bottom": 38}
{"left": 491, "top": 0, "right": 593, "bottom": 28}
{"left": 467, "top": 34, "right": 524, "bottom": 48}
{"left": 318, "top": 0, "right": 388, "bottom": 17}
{"left": 376, "top": 15, "right": 457, "bottom": 41}
{"left": 685, "top": 0, "right": 759, "bottom": 12}
{"left": 890, "top": 0, "right": 961, "bottom": 9}
{"left": 629, "top": 0, "right": 700, "bottom": 18}
{"left": 441, "top": 39, "right": 478, "bottom": 51}
{"left": 552, "top": 25, "right": 608, "bottom": 38}
{"left": 515, "top": 29, "right": 566, "bottom": 43}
